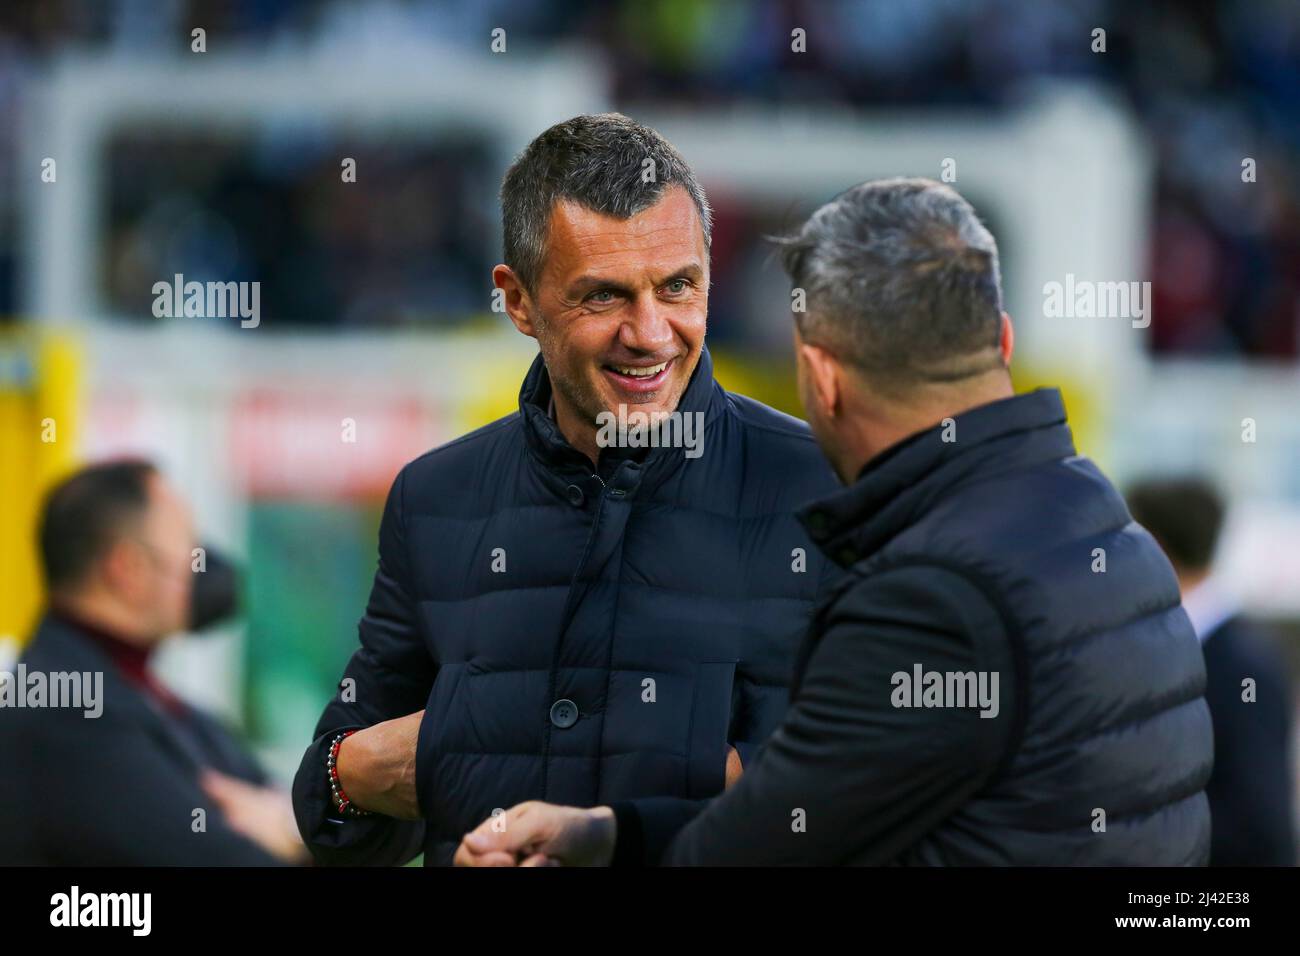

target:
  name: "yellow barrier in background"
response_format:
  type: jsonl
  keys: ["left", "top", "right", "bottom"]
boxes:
{"left": 0, "top": 331, "right": 80, "bottom": 646}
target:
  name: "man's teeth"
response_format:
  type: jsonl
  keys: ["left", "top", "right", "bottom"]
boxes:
{"left": 611, "top": 362, "right": 668, "bottom": 378}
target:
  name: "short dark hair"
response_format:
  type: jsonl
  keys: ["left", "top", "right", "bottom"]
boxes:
{"left": 39, "top": 459, "right": 157, "bottom": 591}
{"left": 775, "top": 177, "right": 1004, "bottom": 392}
{"left": 1125, "top": 476, "right": 1226, "bottom": 572}
{"left": 500, "top": 113, "right": 713, "bottom": 294}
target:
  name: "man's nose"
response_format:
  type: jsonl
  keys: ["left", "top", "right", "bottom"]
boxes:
{"left": 618, "top": 295, "right": 674, "bottom": 353}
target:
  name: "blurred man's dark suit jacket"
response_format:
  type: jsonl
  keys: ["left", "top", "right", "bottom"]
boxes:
{"left": 0, "top": 613, "right": 283, "bottom": 865}
{"left": 1201, "top": 614, "right": 1298, "bottom": 866}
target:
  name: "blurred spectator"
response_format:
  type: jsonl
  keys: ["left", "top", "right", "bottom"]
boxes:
{"left": 0, "top": 459, "right": 306, "bottom": 865}
{"left": 1128, "top": 475, "right": 1298, "bottom": 866}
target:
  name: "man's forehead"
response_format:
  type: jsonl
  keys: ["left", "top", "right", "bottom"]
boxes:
{"left": 543, "top": 187, "right": 705, "bottom": 280}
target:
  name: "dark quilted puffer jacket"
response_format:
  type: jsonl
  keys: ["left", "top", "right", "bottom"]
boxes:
{"left": 801, "top": 388, "right": 1214, "bottom": 864}
{"left": 293, "top": 347, "right": 840, "bottom": 865}
{"left": 613, "top": 388, "right": 1213, "bottom": 866}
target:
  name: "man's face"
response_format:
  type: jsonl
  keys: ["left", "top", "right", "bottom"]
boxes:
{"left": 523, "top": 186, "right": 708, "bottom": 427}
{"left": 119, "top": 475, "right": 197, "bottom": 641}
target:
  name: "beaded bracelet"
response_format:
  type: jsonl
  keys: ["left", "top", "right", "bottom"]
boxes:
{"left": 327, "top": 729, "right": 374, "bottom": 818}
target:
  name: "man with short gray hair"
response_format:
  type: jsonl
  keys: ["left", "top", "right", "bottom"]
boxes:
{"left": 292, "top": 114, "right": 839, "bottom": 866}
{"left": 455, "top": 178, "right": 1214, "bottom": 866}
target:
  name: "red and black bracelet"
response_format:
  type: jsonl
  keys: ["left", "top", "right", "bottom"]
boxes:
{"left": 327, "top": 730, "right": 374, "bottom": 818}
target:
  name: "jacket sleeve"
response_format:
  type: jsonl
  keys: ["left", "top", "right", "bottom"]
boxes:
{"left": 292, "top": 465, "right": 437, "bottom": 866}
{"left": 618, "top": 564, "right": 1017, "bottom": 865}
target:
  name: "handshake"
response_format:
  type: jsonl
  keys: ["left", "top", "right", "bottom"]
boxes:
{"left": 337, "top": 717, "right": 742, "bottom": 866}
{"left": 453, "top": 802, "right": 616, "bottom": 867}
{"left": 454, "top": 744, "right": 742, "bottom": 866}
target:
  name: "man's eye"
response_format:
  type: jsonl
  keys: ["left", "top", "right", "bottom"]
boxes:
{"left": 664, "top": 279, "right": 689, "bottom": 295}
{"left": 588, "top": 290, "right": 615, "bottom": 304}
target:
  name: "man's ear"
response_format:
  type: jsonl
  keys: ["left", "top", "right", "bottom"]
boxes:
{"left": 100, "top": 537, "right": 144, "bottom": 600}
{"left": 492, "top": 264, "right": 538, "bottom": 338}
{"left": 799, "top": 341, "right": 843, "bottom": 420}
{"left": 999, "top": 312, "right": 1015, "bottom": 365}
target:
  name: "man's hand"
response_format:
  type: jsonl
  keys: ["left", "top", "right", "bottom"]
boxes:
{"left": 726, "top": 744, "right": 743, "bottom": 789}
{"left": 333, "top": 710, "right": 424, "bottom": 820}
{"left": 200, "top": 770, "right": 310, "bottom": 864}
{"left": 453, "top": 747, "right": 735, "bottom": 866}
{"left": 453, "top": 802, "right": 616, "bottom": 867}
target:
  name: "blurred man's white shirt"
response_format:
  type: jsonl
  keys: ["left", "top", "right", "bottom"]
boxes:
{"left": 1181, "top": 577, "right": 1239, "bottom": 644}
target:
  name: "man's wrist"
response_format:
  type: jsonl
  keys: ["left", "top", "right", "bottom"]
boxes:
{"left": 327, "top": 730, "right": 374, "bottom": 818}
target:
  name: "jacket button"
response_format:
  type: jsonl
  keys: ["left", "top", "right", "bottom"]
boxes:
{"left": 550, "top": 698, "right": 579, "bottom": 729}
{"left": 565, "top": 484, "right": 585, "bottom": 507}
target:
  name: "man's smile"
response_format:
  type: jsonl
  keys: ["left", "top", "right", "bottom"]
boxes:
{"left": 601, "top": 357, "right": 676, "bottom": 396}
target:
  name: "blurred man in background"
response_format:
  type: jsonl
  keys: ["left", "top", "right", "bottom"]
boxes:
{"left": 0, "top": 459, "right": 306, "bottom": 865}
{"left": 455, "top": 179, "right": 1214, "bottom": 866}
{"left": 1128, "top": 476, "right": 1298, "bottom": 866}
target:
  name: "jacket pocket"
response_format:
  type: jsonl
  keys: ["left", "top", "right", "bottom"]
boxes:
{"left": 415, "top": 665, "right": 464, "bottom": 819}
{"left": 685, "top": 660, "right": 738, "bottom": 798}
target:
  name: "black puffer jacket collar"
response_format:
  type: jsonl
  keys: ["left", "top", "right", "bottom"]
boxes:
{"left": 799, "top": 388, "right": 1074, "bottom": 566}
{"left": 517, "top": 344, "right": 726, "bottom": 493}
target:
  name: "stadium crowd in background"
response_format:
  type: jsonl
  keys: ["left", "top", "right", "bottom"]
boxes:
{"left": 0, "top": 0, "right": 1297, "bottom": 357}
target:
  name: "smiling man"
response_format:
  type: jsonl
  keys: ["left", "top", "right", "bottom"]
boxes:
{"left": 291, "top": 113, "right": 839, "bottom": 866}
